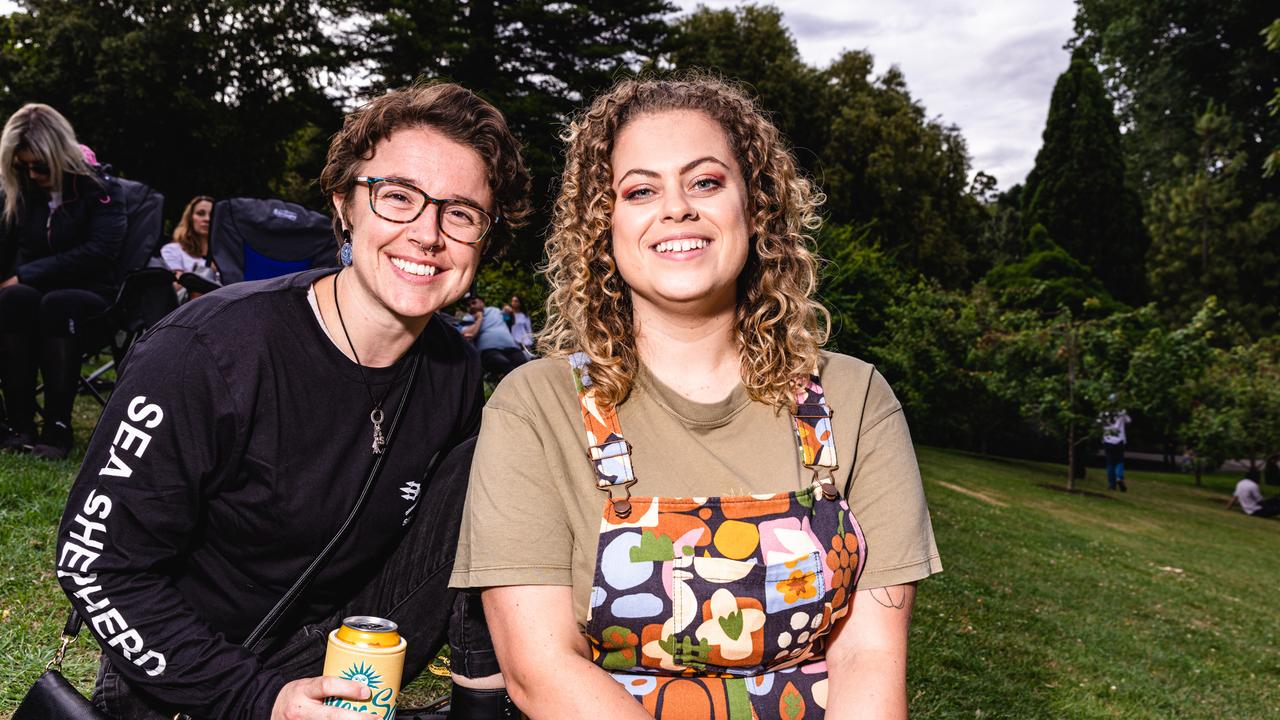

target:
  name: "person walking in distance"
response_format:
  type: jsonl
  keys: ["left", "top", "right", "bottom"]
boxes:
{"left": 1100, "top": 399, "right": 1131, "bottom": 491}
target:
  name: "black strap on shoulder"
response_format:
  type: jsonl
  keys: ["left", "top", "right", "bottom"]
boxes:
{"left": 243, "top": 350, "right": 421, "bottom": 652}
{"left": 843, "top": 365, "right": 876, "bottom": 498}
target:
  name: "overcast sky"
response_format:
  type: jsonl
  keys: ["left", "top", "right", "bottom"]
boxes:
{"left": 674, "top": 0, "right": 1079, "bottom": 189}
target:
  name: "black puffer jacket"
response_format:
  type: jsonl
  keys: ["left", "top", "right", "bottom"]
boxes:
{"left": 0, "top": 172, "right": 126, "bottom": 300}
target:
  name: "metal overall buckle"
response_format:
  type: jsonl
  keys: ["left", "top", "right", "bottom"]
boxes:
{"left": 599, "top": 478, "right": 639, "bottom": 519}
{"left": 811, "top": 465, "right": 841, "bottom": 501}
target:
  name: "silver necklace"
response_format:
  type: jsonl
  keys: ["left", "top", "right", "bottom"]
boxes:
{"left": 332, "top": 271, "right": 394, "bottom": 454}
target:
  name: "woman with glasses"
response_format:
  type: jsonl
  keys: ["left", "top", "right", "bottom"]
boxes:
{"left": 56, "top": 83, "right": 529, "bottom": 719}
{"left": 0, "top": 103, "right": 127, "bottom": 459}
{"left": 451, "top": 76, "right": 942, "bottom": 718}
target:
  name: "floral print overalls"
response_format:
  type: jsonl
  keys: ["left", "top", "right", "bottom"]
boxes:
{"left": 570, "top": 354, "right": 867, "bottom": 719}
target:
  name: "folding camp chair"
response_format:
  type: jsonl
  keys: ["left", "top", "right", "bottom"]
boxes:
{"left": 77, "top": 177, "right": 168, "bottom": 403}
{"left": 208, "top": 198, "right": 338, "bottom": 284}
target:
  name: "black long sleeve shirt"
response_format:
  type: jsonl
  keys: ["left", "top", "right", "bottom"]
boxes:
{"left": 56, "top": 269, "right": 482, "bottom": 718}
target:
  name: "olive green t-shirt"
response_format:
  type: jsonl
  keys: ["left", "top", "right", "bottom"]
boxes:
{"left": 450, "top": 351, "right": 942, "bottom": 628}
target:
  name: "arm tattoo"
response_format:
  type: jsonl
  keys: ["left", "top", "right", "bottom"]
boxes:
{"left": 870, "top": 586, "right": 908, "bottom": 610}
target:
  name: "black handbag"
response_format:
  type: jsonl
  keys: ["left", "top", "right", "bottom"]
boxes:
{"left": 16, "top": 352, "right": 422, "bottom": 720}
{"left": 13, "top": 610, "right": 111, "bottom": 719}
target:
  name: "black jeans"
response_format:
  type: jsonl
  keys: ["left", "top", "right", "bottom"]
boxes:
{"left": 478, "top": 348, "right": 527, "bottom": 379}
{"left": 1250, "top": 495, "right": 1280, "bottom": 518}
{"left": 92, "top": 437, "right": 497, "bottom": 719}
{"left": 0, "top": 284, "right": 110, "bottom": 433}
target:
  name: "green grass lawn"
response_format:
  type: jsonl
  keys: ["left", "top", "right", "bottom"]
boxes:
{"left": 909, "top": 446, "right": 1279, "bottom": 719}
{"left": 2, "top": 397, "right": 1276, "bottom": 717}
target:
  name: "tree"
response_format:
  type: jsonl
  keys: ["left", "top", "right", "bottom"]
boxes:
{"left": 975, "top": 306, "right": 1140, "bottom": 489}
{"left": 981, "top": 224, "right": 1123, "bottom": 317}
{"left": 818, "top": 52, "right": 985, "bottom": 286}
{"left": 1264, "top": 18, "right": 1280, "bottom": 178}
{"left": 663, "top": 3, "right": 827, "bottom": 164}
{"left": 1144, "top": 105, "right": 1280, "bottom": 336}
{"left": 869, "top": 281, "right": 1012, "bottom": 450}
{"left": 1183, "top": 339, "right": 1280, "bottom": 483}
{"left": 1124, "top": 298, "right": 1222, "bottom": 478}
{"left": 816, "top": 222, "right": 905, "bottom": 360}
{"left": 1022, "top": 48, "right": 1148, "bottom": 305}
{"left": 665, "top": 4, "right": 986, "bottom": 286}
{"left": 0, "top": 0, "right": 348, "bottom": 220}
{"left": 1072, "top": 0, "right": 1280, "bottom": 201}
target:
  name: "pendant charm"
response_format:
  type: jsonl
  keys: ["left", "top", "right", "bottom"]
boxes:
{"left": 370, "top": 407, "right": 386, "bottom": 454}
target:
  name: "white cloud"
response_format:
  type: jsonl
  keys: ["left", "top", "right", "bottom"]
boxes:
{"left": 673, "top": 0, "right": 1077, "bottom": 189}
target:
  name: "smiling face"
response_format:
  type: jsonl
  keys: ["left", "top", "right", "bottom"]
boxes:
{"left": 332, "top": 125, "right": 491, "bottom": 324}
{"left": 191, "top": 199, "right": 212, "bottom": 237}
{"left": 609, "top": 110, "right": 751, "bottom": 319}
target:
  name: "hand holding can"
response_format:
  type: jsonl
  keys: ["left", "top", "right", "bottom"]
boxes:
{"left": 322, "top": 616, "right": 407, "bottom": 719}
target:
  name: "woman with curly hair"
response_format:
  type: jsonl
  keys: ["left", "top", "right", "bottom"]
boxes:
{"left": 451, "top": 75, "right": 942, "bottom": 718}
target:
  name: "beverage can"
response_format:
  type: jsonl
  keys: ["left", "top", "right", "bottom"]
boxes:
{"left": 322, "top": 615, "right": 407, "bottom": 719}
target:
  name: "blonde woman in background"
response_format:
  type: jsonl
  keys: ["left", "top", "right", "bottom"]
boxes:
{"left": 0, "top": 103, "right": 125, "bottom": 459}
{"left": 452, "top": 76, "right": 943, "bottom": 719}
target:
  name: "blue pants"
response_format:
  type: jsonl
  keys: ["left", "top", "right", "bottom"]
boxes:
{"left": 1105, "top": 443, "right": 1126, "bottom": 488}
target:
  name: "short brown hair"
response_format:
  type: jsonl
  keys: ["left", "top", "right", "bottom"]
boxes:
{"left": 540, "top": 74, "right": 829, "bottom": 410}
{"left": 319, "top": 82, "right": 531, "bottom": 258}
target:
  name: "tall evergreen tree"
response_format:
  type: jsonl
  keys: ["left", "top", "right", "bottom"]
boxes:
{"left": 1022, "top": 48, "right": 1148, "bottom": 305}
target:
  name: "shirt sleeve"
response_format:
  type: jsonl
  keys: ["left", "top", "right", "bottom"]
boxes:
{"left": 17, "top": 178, "right": 126, "bottom": 288}
{"left": 451, "top": 386, "right": 576, "bottom": 589}
{"left": 55, "top": 325, "right": 287, "bottom": 719}
{"left": 159, "top": 243, "right": 185, "bottom": 271}
{"left": 844, "top": 369, "right": 943, "bottom": 589}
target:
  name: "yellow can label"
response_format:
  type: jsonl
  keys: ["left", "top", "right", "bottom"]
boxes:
{"left": 322, "top": 629, "right": 407, "bottom": 719}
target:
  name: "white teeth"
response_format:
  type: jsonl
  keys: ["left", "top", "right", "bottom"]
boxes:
{"left": 391, "top": 257, "right": 439, "bottom": 276}
{"left": 654, "top": 238, "right": 708, "bottom": 253}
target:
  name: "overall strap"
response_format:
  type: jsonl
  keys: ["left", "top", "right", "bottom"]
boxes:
{"left": 793, "top": 372, "right": 840, "bottom": 499}
{"left": 569, "top": 352, "right": 638, "bottom": 517}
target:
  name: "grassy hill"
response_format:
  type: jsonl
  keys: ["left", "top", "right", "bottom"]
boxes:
{"left": 2, "top": 439, "right": 1276, "bottom": 717}
{"left": 909, "top": 446, "right": 1279, "bottom": 719}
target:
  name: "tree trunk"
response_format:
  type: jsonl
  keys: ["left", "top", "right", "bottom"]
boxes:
{"left": 1066, "top": 319, "right": 1077, "bottom": 492}
{"left": 1067, "top": 422, "right": 1076, "bottom": 492}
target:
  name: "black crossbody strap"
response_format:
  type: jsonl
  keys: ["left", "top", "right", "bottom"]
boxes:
{"left": 57, "top": 351, "right": 424, "bottom": 659}
{"left": 243, "top": 350, "right": 422, "bottom": 652}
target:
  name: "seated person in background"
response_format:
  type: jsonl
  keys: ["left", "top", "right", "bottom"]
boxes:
{"left": 0, "top": 103, "right": 126, "bottom": 459}
{"left": 160, "top": 195, "right": 220, "bottom": 300}
{"left": 1226, "top": 468, "right": 1280, "bottom": 518}
{"left": 460, "top": 293, "right": 528, "bottom": 377}
{"left": 507, "top": 293, "right": 534, "bottom": 351}
{"left": 160, "top": 193, "right": 220, "bottom": 280}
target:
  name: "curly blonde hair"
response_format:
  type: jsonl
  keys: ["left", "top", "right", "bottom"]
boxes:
{"left": 540, "top": 74, "right": 829, "bottom": 410}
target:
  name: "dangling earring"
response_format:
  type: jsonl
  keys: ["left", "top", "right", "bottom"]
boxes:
{"left": 340, "top": 228, "right": 353, "bottom": 267}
